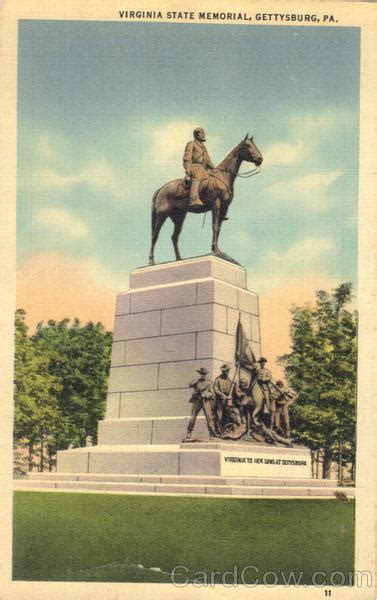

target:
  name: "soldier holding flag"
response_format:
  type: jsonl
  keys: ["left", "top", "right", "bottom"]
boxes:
{"left": 235, "top": 316, "right": 256, "bottom": 374}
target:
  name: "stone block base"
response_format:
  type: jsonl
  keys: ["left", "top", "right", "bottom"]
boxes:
{"left": 98, "top": 416, "right": 209, "bottom": 445}
{"left": 56, "top": 441, "right": 312, "bottom": 478}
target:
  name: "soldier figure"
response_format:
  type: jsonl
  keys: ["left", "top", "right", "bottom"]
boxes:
{"left": 183, "top": 127, "right": 214, "bottom": 208}
{"left": 273, "top": 380, "right": 298, "bottom": 438}
{"left": 232, "top": 376, "right": 249, "bottom": 423}
{"left": 214, "top": 364, "right": 233, "bottom": 435}
{"left": 184, "top": 367, "right": 217, "bottom": 441}
{"left": 254, "top": 357, "right": 273, "bottom": 412}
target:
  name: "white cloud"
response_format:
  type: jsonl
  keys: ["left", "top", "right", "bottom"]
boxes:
{"left": 290, "top": 170, "right": 343, "bottom": 194}
{"left": 36, "top": 208, "right": 89, "bottom": 239}
{"left": 150, "top": 120, "right": 223, "bottom": 168}
{"left": 250, "top": 237, "right": 335, "bottom": 293}
{"left": 264, "top": 140, "right": 305, "bottom": 167}
{"left": 38, "top": 158, "right": 119, "bottom": 195}
{"left": 266, "top": 169, "right": 343, "bottom": 211}
{"left": 261, "top": 107, "right": 354, "bottom": 175}
{"left": 265, "top": 236, "right": 334, "bottom": 273}
{"left": 150, "top": 120, "right": 200, "bottom": 167}
{"left": 151, "top": 121, "right": 196, "bottom": 164}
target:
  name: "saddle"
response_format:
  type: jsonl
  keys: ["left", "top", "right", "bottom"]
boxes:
{"left": 182, "top": 173, "right": 212, "bottom": 191}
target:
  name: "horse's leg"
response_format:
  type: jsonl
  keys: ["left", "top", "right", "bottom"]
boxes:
{"left": 149, "top": 212, "right": 168, "bottom": 266}
{"left": 170, "top": 211, "right": 186, "bottom": 261}
{"left": 282, "top": 403, "right": 292, "bottom": 437}
{"left": 251, "top": 397, "right": 263, "bottom": 429}
{"left": 253, "top": 397, "right": 276, "bottom": 443}
{"left": 267, "top": 398, "right": 276, "bottom": 433}
{"left": 245, "top": 406, "right": 251, "bottom": 435}
{"left": 211, "top": 198, "right": 222, "bottom": 256}
{"left": 220, "top": 197, "right": 231, "bottom": 221}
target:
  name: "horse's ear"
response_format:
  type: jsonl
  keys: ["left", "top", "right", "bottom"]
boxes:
{"left": 250, "top": 135, "right": 254, "bottom": 141}
{"left": 244, "top": 133, "right": 249, "bottom": 141}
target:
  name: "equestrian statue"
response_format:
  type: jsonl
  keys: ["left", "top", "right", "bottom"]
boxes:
{"left": 149, "top": 127, "right": 263, "bottom": 265}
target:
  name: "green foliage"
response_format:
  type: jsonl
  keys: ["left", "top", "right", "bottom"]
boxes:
{"left": 279, "top": 284, "right": 357, "bottom": 479}
{"left": 32, "top": 317, "right": 112, "bottom": 447}
{"left": 13, "top": 446, "right": 27, "bottom": 478}
{"left": 14, "top": 310, "right": 112, "bottom": 468}
{"left": 14, "top": 310, "right": 63, "bottom": 455}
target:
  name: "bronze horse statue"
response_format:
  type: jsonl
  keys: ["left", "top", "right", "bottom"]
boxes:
{"left": 149, "top": 135, "right": 263, "bottom": 265}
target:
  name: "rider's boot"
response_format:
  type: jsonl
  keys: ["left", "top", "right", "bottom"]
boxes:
{"left": 189, "top": 196, "right": 204, "bottom": 207}
{"left": 188, "top": 178, "right": 204, "bottom": 207}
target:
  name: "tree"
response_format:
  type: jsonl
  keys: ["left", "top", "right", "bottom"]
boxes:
{"left": 32, "top": 318, "right": 112, "bottom": 448}
{"left": 279, "top": 284, "right": 357, "bottom": 480}
{"left": 14, "top": 309, "right": 63, "bottom": 471}
{"left": 14, "top": 310, "right": 112, "bottom": 471}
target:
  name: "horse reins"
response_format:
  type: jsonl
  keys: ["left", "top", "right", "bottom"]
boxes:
{"left": 200, "top": 162, "right": 261, "bottom": 228}
{"left": 237, "top": 165, "right": 262, "bottom": 178}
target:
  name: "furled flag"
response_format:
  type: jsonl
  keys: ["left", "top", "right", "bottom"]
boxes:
{"left": 235, "top": 315, "right": 256, "bottom": 370}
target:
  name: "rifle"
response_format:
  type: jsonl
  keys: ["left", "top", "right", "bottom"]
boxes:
{"left": 227, "top": 364, "right": 240, "bottom": 407}
{"left": 270, "top": 381, "right": 297, "bottom": 404}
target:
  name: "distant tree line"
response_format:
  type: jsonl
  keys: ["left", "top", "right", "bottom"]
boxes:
{"left": 279, "top": 283, "right": 357, "bottom": 481}
{"left": 14, "top": 309, "right": 112, "bottom": 473}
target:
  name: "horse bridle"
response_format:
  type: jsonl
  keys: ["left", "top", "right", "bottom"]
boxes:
{"left": 208, "top": 163, "right": 261, "bottom": 194}
{"left": 237, "top": 165, "right": 262, "bottom": 178}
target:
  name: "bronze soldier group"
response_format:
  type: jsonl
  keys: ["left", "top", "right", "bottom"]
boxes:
{"left": 184, "top": 359, "right": 297, "bottom": 444}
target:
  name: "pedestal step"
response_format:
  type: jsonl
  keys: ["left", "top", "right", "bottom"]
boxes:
{"left": 26, "top": 471, "right": 341, "bottom": 487}
{"left": 15, "top": 473, "right": 355, "bottom": 499}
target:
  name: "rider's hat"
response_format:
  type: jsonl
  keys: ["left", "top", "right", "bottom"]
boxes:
{"left": 258, "top": 357, "right": 267, "bottom": 363}
{"left": 197, "top": 367, "right": 209, "bottom": 375}
{"left": 276, "top": 380, "right": 284, "bottom": 387}
{"left": 220, "top": 364, "right": 231, "bottom": 372}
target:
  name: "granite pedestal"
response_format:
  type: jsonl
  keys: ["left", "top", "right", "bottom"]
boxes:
{"left": 21, "top": 256, "right": 352, "bottom": 498}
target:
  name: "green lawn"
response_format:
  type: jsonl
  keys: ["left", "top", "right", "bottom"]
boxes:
{"left": 13, "top": 492, "right": 354, "bottom": 584}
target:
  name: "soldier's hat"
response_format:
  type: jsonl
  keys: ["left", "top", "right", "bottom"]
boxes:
{"left": 258, "top": 357, "right": 267, "bottom": 363}
{"left": 220, "top": 363, "right": 231, "bottom": 372}
{"left": 196, "top": 367, "right": 209, "bottom": 375}
{"left": 276, "top": 380, "right": 284, "bottom": 387}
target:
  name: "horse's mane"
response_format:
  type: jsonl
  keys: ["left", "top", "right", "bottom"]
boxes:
{"left": 215, "top": 141, "right": 242, "bottom": 171}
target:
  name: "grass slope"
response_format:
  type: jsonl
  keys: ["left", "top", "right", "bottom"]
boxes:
{"left": 13, "top": 492, "right": 354, "bottom": 584}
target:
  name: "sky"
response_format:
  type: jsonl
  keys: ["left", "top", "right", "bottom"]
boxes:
{"left": 16, "top": 20, "right": 360, "bottom": 374}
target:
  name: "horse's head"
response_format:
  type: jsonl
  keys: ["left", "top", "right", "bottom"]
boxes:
{"left": 239, "top": 134, "right": 263, "bottom": 166}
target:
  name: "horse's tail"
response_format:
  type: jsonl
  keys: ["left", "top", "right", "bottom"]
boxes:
{"left": 151, "top": 187, "right": 160, "bottom": 233}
